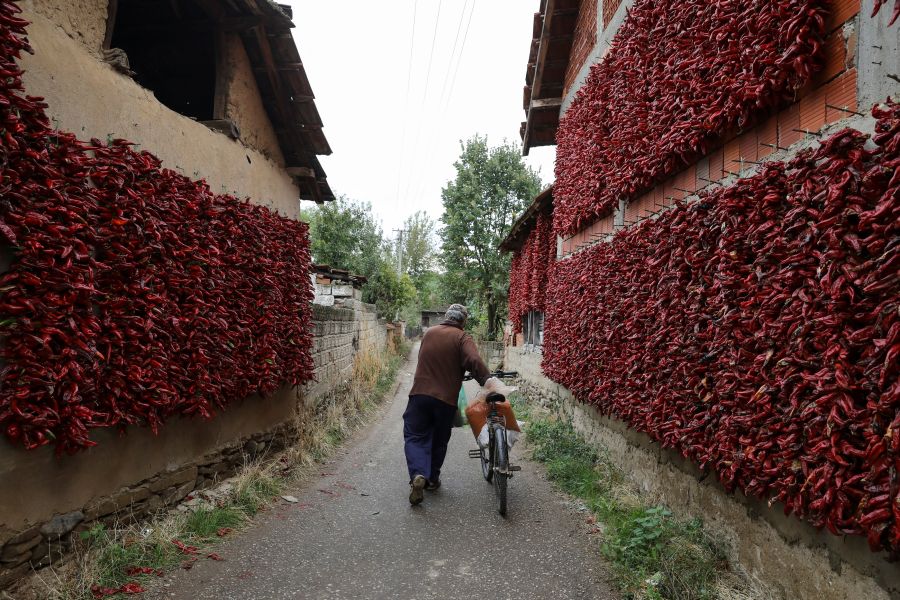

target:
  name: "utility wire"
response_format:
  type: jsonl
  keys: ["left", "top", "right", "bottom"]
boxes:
{"left": 394, "top": 0, "right": 419, "bottom": 215}
{"left": 435, "top": 0, "right": 470, "bottom": 111}
{"left": 441, "top": 0, "right": 476, "bottom": 114}
{"left": 402, "top": 0, "right": 443, "bottom": 211}
{"left": 411, "top": 0, "right": 477, "bottom": 208}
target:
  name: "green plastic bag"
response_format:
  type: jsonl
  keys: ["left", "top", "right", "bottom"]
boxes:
{"left": 453, "top": 385, "right": 467, "bottom": 427}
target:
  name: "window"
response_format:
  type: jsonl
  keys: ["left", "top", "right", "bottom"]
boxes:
{"left": 522, "top": 311, "right": 544, "bottom": 349}
{"left": 108, "top": 0, "right": 219, "bottom": 122}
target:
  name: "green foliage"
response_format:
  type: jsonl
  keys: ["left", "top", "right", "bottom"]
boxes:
{"left": 524, "top": 414, "right": 727, "bottom": 600}
{"left": 363, "top": 262, "right": 417, "bottom": 320}
{"left": 401, "top": 211, "right": 438, "bottom": 282}
{"left": 303, "top": 195, "right": 385, "bottom": 278}
{"left": 304, "top": 196, "right": 419, "bottom": 319}
{"left": 439, "top": 135, "right": 542, "bottom": 338}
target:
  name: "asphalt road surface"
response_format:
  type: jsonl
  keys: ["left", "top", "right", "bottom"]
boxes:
{"left": 147, "top": 343, "right": 618, "bottom": 600}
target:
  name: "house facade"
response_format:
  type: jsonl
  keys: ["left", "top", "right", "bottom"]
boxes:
{"left": 507, "top": 2, "right": 900, "bottom": 599}
{"left": 17, "top": 0, "right": 333, "bottom": 217}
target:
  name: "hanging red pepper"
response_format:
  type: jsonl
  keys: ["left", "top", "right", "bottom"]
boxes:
{"left": 543, "top": 101, "right": 900, "bottom": 555}
{"left": 553, "top": 0, "right": 828, "bottom": 236}
{"left": 0, "top": 0, "right": 316, "bottom": 454}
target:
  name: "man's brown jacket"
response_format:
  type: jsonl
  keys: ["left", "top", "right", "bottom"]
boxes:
{"left": 409, "top": 320, "right": 490, "bottom": 407}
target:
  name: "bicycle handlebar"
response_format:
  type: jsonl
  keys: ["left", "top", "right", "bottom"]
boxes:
{"left": 462, "top": 370, "right": 518, "bottom": 382}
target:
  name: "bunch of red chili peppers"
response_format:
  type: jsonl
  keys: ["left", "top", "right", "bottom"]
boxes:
{"left": 553, "top": 0, "right": 828, "bottom": 236}
{"left": 0, "top": 1, "right": 315, "bottom": 454}
{"left": 544, "top": 101, "right": 900, "bottom": 554}
{"left": 872, "top": 0, "right": 900, "bottom": 26}
{"left": 508, "top": 211, "right": 554, "bottom": 332}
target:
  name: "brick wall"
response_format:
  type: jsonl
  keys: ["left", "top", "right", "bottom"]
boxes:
{"left": 563, "top": 0, "right": 598, "bottom": 96}
{"left": 505, "top": 346, "right": 897, "bottom": 600}
{"left": 560, "top": 2, "right": 866, "bottom": 257}
{"left": 601, "top": 0, "right": 623, "bottom": 28}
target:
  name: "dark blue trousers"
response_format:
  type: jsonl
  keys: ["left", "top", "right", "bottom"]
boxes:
{"left": 403, "top": 394, "right": 457, "bottom": 482}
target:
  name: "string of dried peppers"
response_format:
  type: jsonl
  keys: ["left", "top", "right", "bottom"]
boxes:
{"left": 508, "top": 211, "right": 554, "bottom": 332}
{"left": 553, "top": 0, "right": 828, "bottom": 236}
{"left": 543, "top": 101, "right": 900, "bottom": 554}
{"left": 0, "top": 0, "right": 315, "bottom": 454}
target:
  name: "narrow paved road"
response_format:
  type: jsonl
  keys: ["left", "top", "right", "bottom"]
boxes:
{"left": 149, "top": 344, "right": 617, "bottom": 600}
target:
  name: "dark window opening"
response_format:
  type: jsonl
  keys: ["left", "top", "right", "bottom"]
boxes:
{"left": 522, "top": 311, "right": 544, "bottom": 347}
{"left": 110, "top": 0, "right": 216, "bottom": 121}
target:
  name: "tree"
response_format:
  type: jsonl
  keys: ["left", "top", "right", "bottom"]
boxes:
{"left": 400, "top": 211, "right": 437, "bottom": 282}
{"left": 364, "top": 263, "right": 417, "bottom": 321}
{"left": 303, "top": 196, "right": 415, "bottom": 319}
{"left": 439, "top": 136, "right": 542, "bottom": 339}
{"left": 303, "top": 195, "right": 384, "bottom": 279}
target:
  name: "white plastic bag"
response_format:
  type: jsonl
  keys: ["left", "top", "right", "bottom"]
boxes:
{"left": 477, "top": 423, "right": 520, "bottom": 449}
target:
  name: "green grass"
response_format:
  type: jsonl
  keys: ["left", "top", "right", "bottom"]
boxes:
{"left": 183, "top": 507, "right": 245, "bottom": 540}
{"left": 523, "top": 415, "right": 729, "bottom": 600}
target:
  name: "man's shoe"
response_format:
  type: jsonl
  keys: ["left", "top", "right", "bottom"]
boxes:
{"left": 409, "top": 475, "right": 426, "bottom": 505}
{"left": 425, "top": 479, "right": 441, "bottom": 491}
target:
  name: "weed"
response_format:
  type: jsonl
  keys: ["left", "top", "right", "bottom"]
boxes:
{"left": 521, "top": 406, "right": 749, "bottom": 600}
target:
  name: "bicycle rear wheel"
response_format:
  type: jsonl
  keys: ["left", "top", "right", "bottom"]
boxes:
{"left": 480, "top": 440, "right": 493, "bottom": 482}
{"left": 493, "top": 427, "right": 508, "bottom": 516}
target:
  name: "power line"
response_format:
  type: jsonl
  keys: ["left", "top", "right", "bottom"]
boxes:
{"left": 394, "top": 0, "right": 419, "bottom": 215}
{"left": 441, "top": 0, "right": 476, "bottom": 113}
{"left": 411, "top": 0, "right": 477, "bottom": 210}
{"left": 401, "top": 0, "right": 443, "bottom": 211}
{"left": 435, "top": 0, "right": 470, "bottom": 111}
{"left": 420, "top": 0, "right": 443, "bottom": 105}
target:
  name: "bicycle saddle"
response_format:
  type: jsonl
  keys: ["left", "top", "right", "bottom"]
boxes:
{"left": 486, "top": 391, "right": 505, "bottom": 403}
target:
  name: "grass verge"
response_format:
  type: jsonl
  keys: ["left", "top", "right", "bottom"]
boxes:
{"left": 25, "top": 339, "right": 411, "bottom": 600}
{"left": 511, "top": 394, "right": 773, "bottom": 600}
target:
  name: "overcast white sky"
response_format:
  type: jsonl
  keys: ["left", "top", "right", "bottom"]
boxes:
{"left": 286, "top": 0, "right": 556, "bottom": 238}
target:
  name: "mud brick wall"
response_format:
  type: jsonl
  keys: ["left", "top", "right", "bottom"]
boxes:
{"left": 303, "top": 300, "right": 388, "bottom": 402}
{"left": 0, "top": 301, "right": 390, "bottom": 590}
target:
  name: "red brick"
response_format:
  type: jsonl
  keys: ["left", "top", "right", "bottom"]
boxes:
{"left": 708, "top": 148, "right": 725, "bottom": 182}
{"left": 815, "top": 31, "right": 847, "bottom": 83}
{"left": 757, "top": 115, "right": 778, "bottom": 159}
{"left": 778, "top": 104, "right": 802, "bottom": 148}
{"left": 825, "top": 68, "right": 858, "bottom": 124}
{"left": 724, "top": 138, "right": 741, "bottom": 177}
{"left": 603, "top": 0, "right": 624, "bottom": 28}
{"left": 825, "top": 0, "right": 860, "bottom": 32}
{"left": 799, "top": 83, "right": 828, "bottom": 132}
{"left": 739, "top": 130, "right": 759, "bottom": 165}
{"left": 564, "top": 0, "right": 599, "bottom": 95}
{"left": 674, "top": 164, "right": 697, "bottom": 194}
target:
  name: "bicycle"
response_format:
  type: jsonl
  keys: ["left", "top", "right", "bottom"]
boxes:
{"left": 463, "top": 370, "right": 520, "bottom": 516}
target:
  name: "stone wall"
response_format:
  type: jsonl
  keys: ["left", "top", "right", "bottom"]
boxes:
{"left": 302, "top": 300, "right": 388, "bottom": 402}
{"left": 506, "top": 346, "right": 899, "bottom": 600}
{"left": 0, "top": 301, "right": 392, "bottom": 589}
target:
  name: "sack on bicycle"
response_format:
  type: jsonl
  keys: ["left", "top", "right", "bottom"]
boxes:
{"left": 464, "top": 377, "right": 520, "bottom": 447}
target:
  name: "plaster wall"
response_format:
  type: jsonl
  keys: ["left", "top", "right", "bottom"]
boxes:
{"left": 26, "top": 0, "right": 106, "bottom": 55}
{"left": 16, "top": 2, "right": 302, "bottom": 219}
{"left": 506, "top": 346, "right": 898, "bottom": 600}
{"left": 0, "top": 385, "right": 300, "bottom": 532}
{"left": 0, "top": 300, "right": 390, "bottom": 589}
{"left": 224, "top": 33, "right": 286, "bottom": 166}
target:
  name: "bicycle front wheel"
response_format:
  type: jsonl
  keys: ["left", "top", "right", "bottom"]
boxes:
{"left": 493, "top": 427, "right": 508, "bottom": 516}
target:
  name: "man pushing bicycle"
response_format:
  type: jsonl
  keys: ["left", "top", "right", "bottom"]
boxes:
{"left": 403, "top": 304, "right": 490, "bottom": 505}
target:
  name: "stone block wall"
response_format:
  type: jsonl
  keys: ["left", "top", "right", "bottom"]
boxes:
{"left": 0, "top": 300, "right": 392, "bottom": 590}
{"left": 506, "top": 345, "right": 898, "bottom": 600}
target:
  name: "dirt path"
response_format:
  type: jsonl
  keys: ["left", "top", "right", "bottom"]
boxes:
{"left": 147, "top": 344, "right": 618, "bottom": 600}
